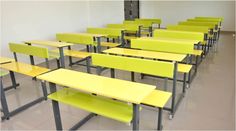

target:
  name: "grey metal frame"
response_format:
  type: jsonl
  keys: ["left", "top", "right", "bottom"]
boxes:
{"left": 1, "top": 76, "right": 47, "bottom": 120}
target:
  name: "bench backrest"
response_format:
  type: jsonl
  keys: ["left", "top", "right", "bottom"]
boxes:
{"left": 9, "top": 43, "right": 49, "bottom": 58}
{"left": 107, "top": 24, "right": 140, "bottom": 32}
{"left": 195, "top": 17, "right": 223, "bottom": 22}
{"left": 87, "top": 27, "right": 122, "bottom": 37}
{"left": 166, "top": 25, "right": 209, "bottom": 34}
{"left": 187, "top": 19, "right": 219, "bottom": 25}
{"left": 178, "top": 21, "right": 216, "bottom": 29}
{"left": 123, "top": 20, "right": 152, "bottom": 28}
{"left": 153, "top": 29, "right": 204, "bottom": 41}
{"left": 91, "top": 53, "right": 174, "bottom": 78}
{"left": 131, "top": 38, "right": 194, "bottom": 54}
{"left": 135, "top": 18, "right": 162, "bottom": 24}
{"left": 56, "top": 33, "right": 95, "bottom": 45}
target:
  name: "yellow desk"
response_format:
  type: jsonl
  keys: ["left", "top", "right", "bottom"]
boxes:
{"left": 0, "top": 61, "right": 50, "bottom": 120}
{"left": 0, "top": 57, "right": 15, "bottom": 64}
{"left": 25, "top": 40, "right": 74, "bottom": 68}
{"left": 103, "top": 47, "right": 186, "bottom": 62}
{"left": 37, "top": 69, "right": 155, "bottom": 104}
{"left": 37, "top": 68, "right": 155, "bottom": 130}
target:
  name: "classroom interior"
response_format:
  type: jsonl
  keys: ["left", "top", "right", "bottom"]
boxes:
{"left": 1, "top": 1, "right": 235, "bottom": 130}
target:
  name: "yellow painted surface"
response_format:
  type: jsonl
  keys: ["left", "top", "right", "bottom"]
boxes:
{"left": 25, "top": 40, "right": 73, "bottom": 47}
{"left": 37, "top": 69, "right": 155, "bottom": 104}
{"left": 92, "top": 53, "right": 174, "bottom": 78}
{"left": 178, "top": 64, "right": 192, "bottom": 73}
{"left": 0, "top": 57, "right": 15, "bottom": 64}
{"left": 103, "top": 48, "right": 186, "bottom": 62}
{"left": 51, "top": 49, "right": 91, "bottom": 58}
{"left": 0, "top": 61, "right": 50, "bottom": 77}
{"left": 141, "top": 90, "right": 172, "bottom": 108}
{"left": 101, "top": 42, "right": 120, "bottom": 47}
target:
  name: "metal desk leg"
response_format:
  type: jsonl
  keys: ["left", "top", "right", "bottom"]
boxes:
{"left": 59, "top": 47, "right": 65, "bottom": 68}
{"left": 132, "top": 104, "right": 140, "bottom": 130}
{"left": 86, "top": 57, "right": 91, "bottom": 74}
{"left": 68, "top": 46, "right": 73, "bottom": 66}
{"left": 110, "top": 68, "right": 115, "bottom": 78}
{"left": 157, "top": 108, "right": 163, "bottom": 130}
{"left": 49, "top": 82, "right": 63, "bottom": 130}
{"left": 10, "top": 71, "right": 17, "bottom": 89}
{"left": 1, "top": 80, "right": 10, "bottom": 120}
{"left": 41, "top": 81, "right": 48, "bottom": 100}
{"left": 131, "top": 72, "right": 135, "bottom": 82}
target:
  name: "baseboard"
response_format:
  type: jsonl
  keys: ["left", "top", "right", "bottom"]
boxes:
{"left": 221, "top": 31, "right": 235, "bottom": 34}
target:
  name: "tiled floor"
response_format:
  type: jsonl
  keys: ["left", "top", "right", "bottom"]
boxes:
{"left": 1, "top": 33, "right": 235, "bottom": 130}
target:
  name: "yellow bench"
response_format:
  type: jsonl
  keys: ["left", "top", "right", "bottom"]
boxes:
{"left": 91, "top": 53, "right": 184, "bottom": 119}
{"left": 1, "top": 60, "right": 50, "bottom": 120}
{"left": 37, "top": 68, "right": 171, "bottom": 130}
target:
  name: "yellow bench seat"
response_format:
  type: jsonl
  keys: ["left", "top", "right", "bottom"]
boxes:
{"left": 124, "top": 36, "right": 138, "bottom": 40}
{"left": 51, "top": 49, "right": 91, "bottom": 59}
{"left": 101, "top": 42, "right": 120, "bottom": 48}
{"left": 192, "top": 50, "right": 203, "bottom": 56}
{"left": 0, "top": 57, "right": 15, "bottom": 64}
{"left": 141, "top": 90, "right": 171, "bottom": 108}
{"left": 178, "top": 64, "right": 192, "bottom": 73}
{"left": 0, "top": 61, "right": 50, "bottom": 77}
{"left": 48, "top": 88, "right": 133, "bottom": 123}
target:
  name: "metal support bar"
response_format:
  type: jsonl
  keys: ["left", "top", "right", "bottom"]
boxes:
{"left": 1, "top": 80, "right": 10, "bottom": 120}
{"left": 41, "top": 81, "right": 48, "bottom": 100}
{"left": 51, "top": 100, "right": 63, "bottom": 130}
{"left": 157, "top": 108, "right": 163, "bottom": 130}
{"left": 68, "top": 46, "right": 73, "bottom": 66}
{"left": 132, "top": 104, "right": 140, "bottom": 130}
{"left": 13, "top": 52, "right": 18, "bottom": 62}
{"left": 96, "top": 66, "right": 102, "bottom": 75}
{"left": 171, "top": 62, "right": 178, "bottom": 115}
{"left": 164, "top": 78, "right": 168, "bottom": 91}
{"left": 1, "top": 97, "right": 45, "bottom": 120}
{"left": 96, "top": 37, "right": 102, "bottom": 53}
{"left": 29, "top": 55, "right": 35, "bottom": 65}
{"left": 49, "top": 82, "right": 63, "bottom": 130}
{"left": 69, "top": 113, "right": 96, "bottom": 131}
{"left": 45, "top": 58, "right": 50, "bottom": 68}
{"left": 59, "top": 47, "right": 65, "bottom": 68}
{"left": 183, "top": 73, "right": 187, "bottom": 93}
{"left": 3, "top": 84, "right": 20, "bottom": 91}
{"left": 86, "top": 57, "right": 91, "bottom": 73}
{"left": 131, "top": 72, "right": 135, "bottom": 82}
{"left": 10, "top": 71, "right": 17, "bottom": 89}
{"left": 69, "top": 57, "right": 88, "bottom": 66}
{"left": 110, "top": 68, "right": 115, "bottom": 78}
{"left": 56, "top": 59, "right": 60, "bottom": 68}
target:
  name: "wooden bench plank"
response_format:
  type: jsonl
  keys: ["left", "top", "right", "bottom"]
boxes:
{"left": 48, "top": 88, "right": 133, "bottom": 123}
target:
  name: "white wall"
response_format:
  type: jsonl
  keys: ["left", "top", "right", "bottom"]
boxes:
{"left": 1, "top": 1, "right": 124, "bottom": 63}
{"left": 140, "top": 1, "right": 235, "bottom": 31}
